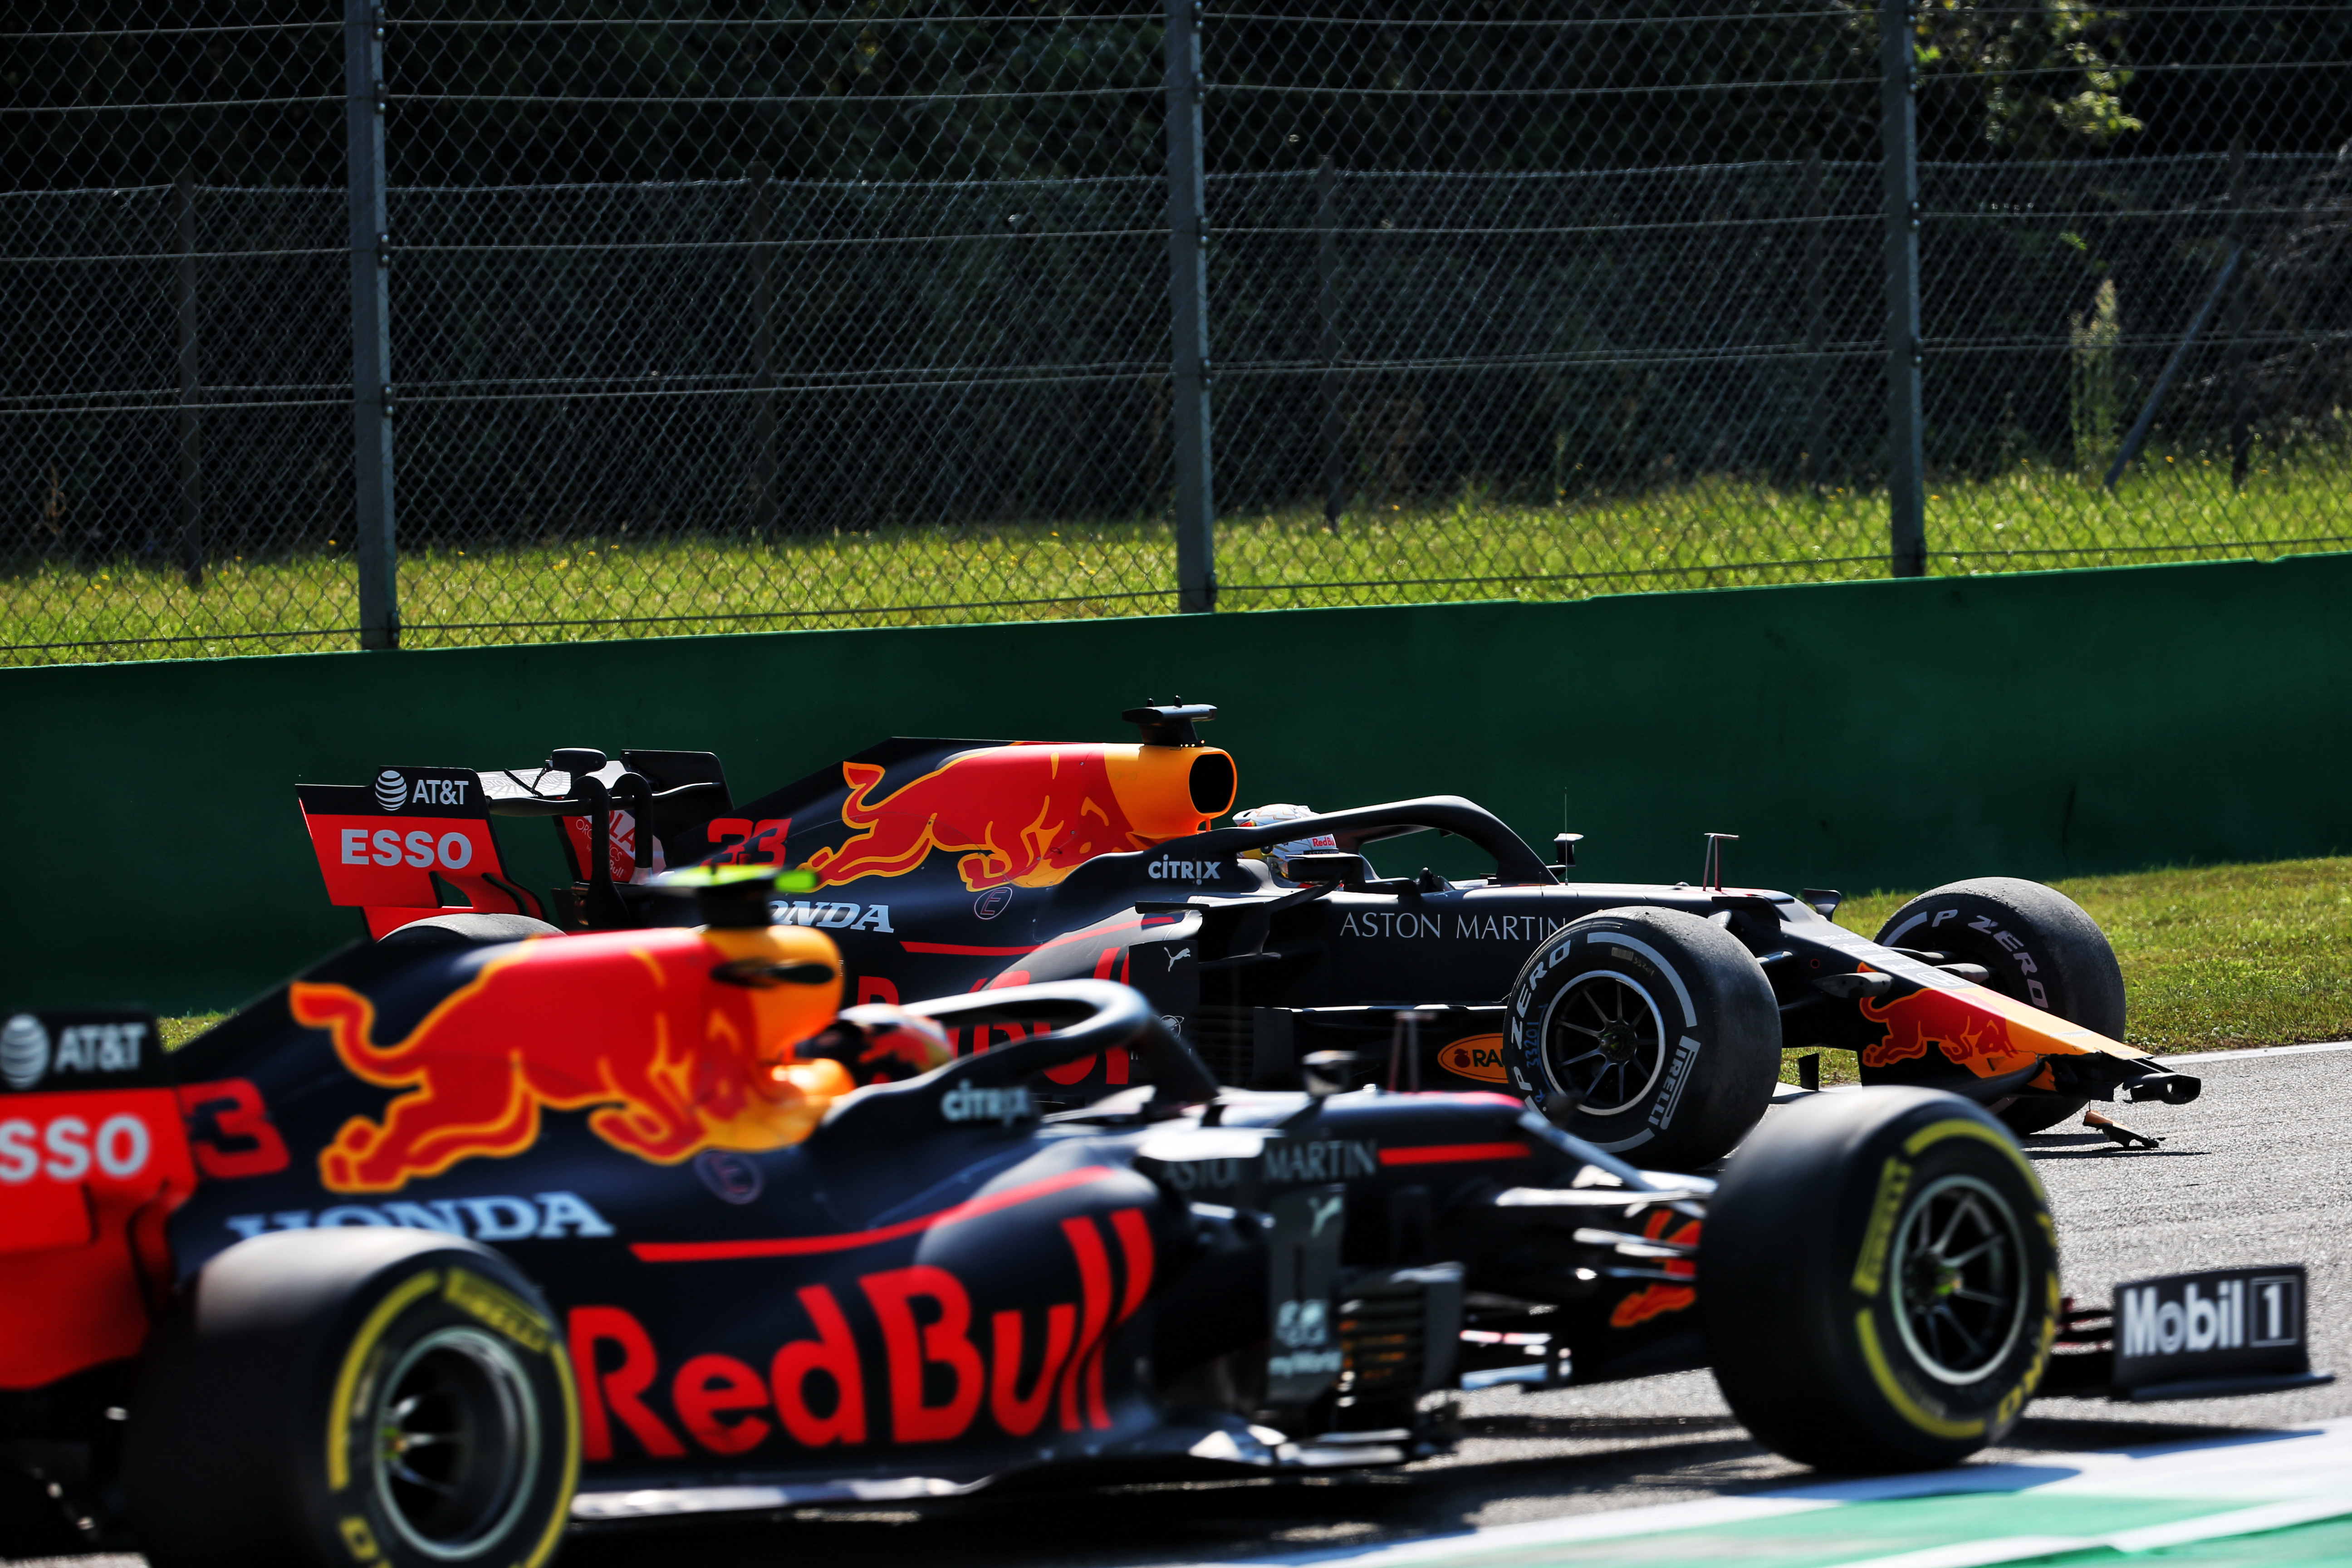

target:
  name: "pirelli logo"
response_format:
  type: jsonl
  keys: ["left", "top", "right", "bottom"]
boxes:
{"left": 445, "top": 1268, "right": 552, "bottom": 1354}
{"left": 1850, "top": 1156, "right": 1912, "bottom": 1298}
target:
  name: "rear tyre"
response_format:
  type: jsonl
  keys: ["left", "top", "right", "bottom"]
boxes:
{"left": 126, "top": 1230, "right": 578, "bottom": 1568}
{"left": 380, "top": 912, "right": 565, "bottom": 948}
{"left": 1873, "top": 878, "right": 2125, "bottom": 1136}
{"left": 1702, "top": 1088, "right": 2058, "bottom": 1472}
{"left": 1505, "top": 907, "right": 1780, "bottom": 1170}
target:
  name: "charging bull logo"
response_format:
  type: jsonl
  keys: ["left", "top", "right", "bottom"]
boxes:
{"left": 809, "top": 746, "right": 1171, "bottom": 892}
{"left": 292, "top": 928, "right": 844, "bottom": 1193}
{"left": 1609, "top": 1210, "right": 1699, "bottom": 1327}
{"left": 1859, "top": 983, "right": 2016, "bottom": 1071}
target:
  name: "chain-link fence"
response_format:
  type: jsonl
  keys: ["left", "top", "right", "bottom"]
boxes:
{"left": 7, "top": 4, "right": 2349, "bottom": 664}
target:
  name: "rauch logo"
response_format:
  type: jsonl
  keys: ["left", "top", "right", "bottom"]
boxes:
{"left": 1436, "top": 1034, "right": 1509, "bottom": 1084}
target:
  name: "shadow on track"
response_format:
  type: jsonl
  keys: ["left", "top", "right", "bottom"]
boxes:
{"left": 558, "top": 1421, "right": 1778, "bottom": 1568}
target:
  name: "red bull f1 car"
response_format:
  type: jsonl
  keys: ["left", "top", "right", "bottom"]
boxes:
{"left": 2, "top": 879, "right": 2321, "bottom": 1567}
{"left": 294, "top": 704, "right": 2200, "bottom": 1173}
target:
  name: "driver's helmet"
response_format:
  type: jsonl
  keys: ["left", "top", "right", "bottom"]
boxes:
{"left": 800, "top": 1004, "right": 953, "bottom": 1088}
{"left": 1232, "top": 803, "right": 1338, "bottom": 883}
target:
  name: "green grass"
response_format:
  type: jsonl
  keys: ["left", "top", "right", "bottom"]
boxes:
{"left": 159, "top": 1014, "right": 224, "bottom": 1050}
{"left": 9, "top": 456, "right": 2348, "bottom": 665}
{"left": 1785, "top": 856, "right": 2352, "bottom": 1086}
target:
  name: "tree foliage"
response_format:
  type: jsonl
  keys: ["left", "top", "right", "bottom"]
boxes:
{"left": 6, "top": 3, "right": 2345, "bottom": 191}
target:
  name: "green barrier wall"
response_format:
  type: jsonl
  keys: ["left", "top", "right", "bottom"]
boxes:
{"left": 5, "top": 552, "right": 2347, "bottom": 1014}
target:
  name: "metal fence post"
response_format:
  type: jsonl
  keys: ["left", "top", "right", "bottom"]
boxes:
{"left": 1803, "top": 147, "right": 1826, "bottom": 494}
{"left": 749, "top": 161, "right": 778, "bottom": 541}
{"left": 1880, "top": 0, "right": 1925, "bottom": 578}
{"left": 2226, "top": 138, "right": 2252, "bottom": 491}
{"left": 1166, "top": 0, "right": 1215, "bottom": 612}
{"left": 174, "top": 170, "right": 204, "bottom": 589}
{"left": 347, "top": 0, "right": 399, "bottom": 649}
{"left": 1317, "top": 154, "right": 1344, "bottom": 531}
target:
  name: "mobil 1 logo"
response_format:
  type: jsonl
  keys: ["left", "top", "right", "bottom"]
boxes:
{"left": 2111, "top": 1263, "right": 2327, "bottom": 1399}
{"left": 1264, "top": 1184, "right": 1346, "bottom": 1408}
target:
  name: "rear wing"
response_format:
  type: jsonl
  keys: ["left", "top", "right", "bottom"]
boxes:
{"left": 296, "top": 751, "right": 733, "bottom": 935}
{"left": 297, "top": 768, "right": 546, "bottom": 937}
{"left": 0, "top": 1009, "right": 201, "bottom": 1389}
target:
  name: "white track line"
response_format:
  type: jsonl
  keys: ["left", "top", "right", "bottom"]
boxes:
{"left": 1815, "top": 1537, "right": 2101, "bottom": 1568}
{"left": 2109, "top": 1495, "right": 2352, "bottom": 1552}
{"left": 1770, "top": 1039, "right": 2352, "bottom": 1107}
{"left": 2156, "top": 1039, "right": 2352, "bottom": 1065}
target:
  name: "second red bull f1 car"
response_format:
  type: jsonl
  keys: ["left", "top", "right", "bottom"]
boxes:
{"left": 2, "top": 879, "right": 2321, "bottom": 1567}
{"left": 294, "top": 704, "right": 2200, "bottom": 1172}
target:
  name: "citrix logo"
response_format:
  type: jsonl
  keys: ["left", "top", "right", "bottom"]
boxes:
{"left": 941, "top": 1083, "right": 1034, "bottom": 1124}
{"left": 1147, "top": 855, "right": 1222, "bottom": 883}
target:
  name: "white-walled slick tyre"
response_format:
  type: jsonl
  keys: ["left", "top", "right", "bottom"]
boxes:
{"left": 1505, "top": 907, "right": 1779, "bottom": 1170}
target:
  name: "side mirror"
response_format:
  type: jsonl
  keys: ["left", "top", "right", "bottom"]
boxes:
{"left": 1285, "top": 853, "right": 1370, "bottom": 885}
{"left": 1302, "top": 1049, "right": 1378, "bottom": 1097}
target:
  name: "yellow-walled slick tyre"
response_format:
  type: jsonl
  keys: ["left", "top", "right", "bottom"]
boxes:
{"left": 1700, "top": 1088, "right": 2058, "bottom": 1473}
{"left": 125, "top": 1230, "right": 578, "bottom": 1568}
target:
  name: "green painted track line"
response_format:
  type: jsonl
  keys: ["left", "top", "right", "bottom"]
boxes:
{"left": 1182, "top": 1420, "right": 2352, "bottom": 1568}
{"left": 1819, "top": 1496, "right": 2352, "bottom": 1568}
{"left": 2097, "top": 1516, "right": 2352, "bottom": 1565}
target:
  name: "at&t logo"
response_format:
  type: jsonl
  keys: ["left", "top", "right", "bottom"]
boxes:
{"left": 374, "top": 769, "right": 475, "bottom": 813}
{"left": 1, "top": 1015, "right": 49, "bottom": 1091}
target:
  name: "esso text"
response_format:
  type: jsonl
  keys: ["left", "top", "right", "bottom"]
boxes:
{"left": 340, "top": 828, "right": 478, "bottom": 871}
{"left": 0, "top": 1111, "right": 155, "bottom": 1184}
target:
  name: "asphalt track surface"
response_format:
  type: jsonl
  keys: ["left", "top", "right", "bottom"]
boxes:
{"left": 16, "top": 1045, "right": 2348, "bottom": 1568}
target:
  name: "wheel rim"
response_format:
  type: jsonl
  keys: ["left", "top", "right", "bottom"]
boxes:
{"left": 372, "top": 1326, "right": 539, "bottom": 1560}
{"left": 1889, "top": 1173, "right": 2029, "bottom": 1386}
{"left": 1539, "top": 971, "right": 1668, "bottom": 1117}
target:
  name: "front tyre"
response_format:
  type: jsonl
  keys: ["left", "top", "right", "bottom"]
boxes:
{"left": 1702, "top": 1088, "right": 2058, "bottom": 1472}
{"left": 1874, "top": 877, "right": 2126, "bottom": 1136}
{"left": 126, "top": 1230, "right": 578, "bottom": 1568}
{"left": 1505, "top": 907, "right": 1779, "bottom": 1170}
